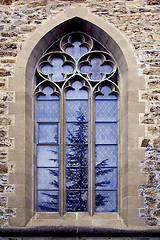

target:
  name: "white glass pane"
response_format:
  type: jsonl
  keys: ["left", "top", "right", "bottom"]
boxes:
{"left": 37, "top": 168, "right": 59, "bottom": 190}
{"left": 37, "top": 145, "right": 59, "bottom": 167}
{"left": 95, "top": 191, "right": 117, "bottom": 212}
{"left": 66, "top": 81, "right": 88, "bottom": 99}
{"left": 95, "top": 167, "right": 117, "bottom": 190}
{"left": 38, "top": 124, "right": 58, "bottom": 144}
{"left": 95, "top": 100, "right": 117, "bottom": 122}
{"left": 66, "top": 100, "right": 88, "bottom": 122}
{"left": 95, "top": 145, "right": 117, "bottom": 167}
{"left": 37, "top": 191, "right": 59, "bottom": 212}
{"left": 95, "top": 123, "right": 117, "bottom": 144}
{"left": 37, "top": 100, "right": 59, "bottom": 122}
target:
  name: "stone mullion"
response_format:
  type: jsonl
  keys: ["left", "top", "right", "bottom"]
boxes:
{"left": 59, "top": 91, "right": 65, "bottom": 216}
{"left": 88, "top": 91, "right": 95, "bottom": 216}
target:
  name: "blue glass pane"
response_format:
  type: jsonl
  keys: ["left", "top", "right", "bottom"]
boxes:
{"left": 37, "top": 100, "right": 59, "bottom": 122}
{"left": 37, "top": 191, "right": 59, "bottom": 212}
{"left": 95, "top": 191, "right": 117, "bottom": 212}
{"left": 80, "top": 58, "right": 113, "bottom": 81}
{"left": 95, "top": 100, "right": 117, "bottom": 122}
{"left": 95, "top": 86, "right": 117, "bottom": 100}
{"left": 66, "top": 145, "right": 88, "bottom": 167}
{"left": 65, "top": 41, "right": 88, "bottom": 60}
{"left": 66, "top": 123, "right": 88, "bottom": 144}
{"left": 38, "top": 124, "right": 58, "bottom": 144}
{"left": 95, "top": 145, "right": 117, "bottom": 167}
{"left": 37, "top": 86, "right": 59, "bottom": 100}
{"left": 66, "top": 100, "right": 88, "bottom": 122}
{"left": 41, "top": 58, "right": 73, "bottom": 81}
{"left": 66, "top": 81, "right": 88, "bottom": 99}
{"left": 95, "top": 123, "right": 117, "bottom": 144}
{"left": 95, "top": 167, "right": 117, "bottom": 190}
{"left": 66, "top": 167, "right": 88, "bottom": 189}
{"left": 66, "top": 190, "right": 88, "bottom": 212}
{"left": 37, "top": 145, "right": 59, "bottom": 167}
{"left": 37, "top": 168, "right": 59, "bottom": 190}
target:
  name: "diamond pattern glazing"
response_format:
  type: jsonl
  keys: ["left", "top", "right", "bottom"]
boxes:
{"left": 37, "top": 168, "right": 59, "bottom": 190}
{"left": 38, "top": 124, "right": 58, "bottom": 144}
{"left": 95, "top": 191, "right": 117, "bottom": 212}
{"left": 37, "top": 145, "right": 59, "bottom": 167}
{"left": 95, "top": 100, "right": 117, "bottom": 122}
{"left": 95, "top": 123, "right": 117, "bottom": 144}
{"left": 37, "top": 100, "right": 59, "bottom": 122}
{"left": 95, "top": 145, "right": 117, "bottom": 167}
{"left": 66, "top": 100, "right": 88, "bottom": 122}
{"left": 36, "top": 32, "right": 118, "bottom": 213}
{"left": 95, "top": 167, "right": 117, "bottom": 190}
{"left": 37, "top": 191, "right": 59, "bottom": 212}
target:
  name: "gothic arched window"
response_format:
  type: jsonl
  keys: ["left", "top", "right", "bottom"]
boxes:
{"left": 35, "top": 32, "right": 119, "bottom": 215}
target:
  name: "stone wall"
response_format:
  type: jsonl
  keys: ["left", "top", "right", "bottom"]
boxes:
{"left": 0, "top": 0, "right": 159, "bottom": 227}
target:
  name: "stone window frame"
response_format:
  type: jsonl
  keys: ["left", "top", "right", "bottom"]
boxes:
{"left": 8, "top": 7, "right": 145, "bottom": 228}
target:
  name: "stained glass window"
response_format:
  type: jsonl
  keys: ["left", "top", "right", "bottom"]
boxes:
{"left": 35, "top": 32, "right": 119, "bottom": 214}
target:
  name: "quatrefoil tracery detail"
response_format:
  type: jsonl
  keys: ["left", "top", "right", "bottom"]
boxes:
{"left": 35, "top": 32, "right": 119, "bottom": 97}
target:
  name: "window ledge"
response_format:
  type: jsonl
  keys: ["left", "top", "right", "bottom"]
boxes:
{"left": 26, "top": 212, "right": 126, "bottom": 229}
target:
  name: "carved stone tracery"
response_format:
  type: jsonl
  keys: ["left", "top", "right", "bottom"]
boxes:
{"left": 35, "top": 32, "right": 119, "bottom": 97}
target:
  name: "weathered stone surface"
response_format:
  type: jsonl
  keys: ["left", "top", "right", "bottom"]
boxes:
{"left": 147, "top": 0, "right": 160, "bottom": 5}
{"left": 0, "top": 0, "right": 12, "bottom": 5}
{"left": 0, "top": 184, "right": 4, "bottom": 192}
{"left": 0, "top": 196, "right": 7, "bottom": 207}
{"left": 155, "top": 162, "right": 160, "bottom": 171}
{"left": 0, "top": 117, "right": 11, "bottom": 125}
{"left": 141, "top": 118, "right": 154, "bottom": 124}
{"left": 147, "top": 174, "right": 156, "bottom": 184}
{"left": 27, "top": 1, "right": 47, "bottom": 8}
{"left": 154, "top": 210, "right": 160, "bottom": 217}
{"left": 141, "top": 139, "right": 150, "bottom": 147}
{"left": 145, "top": 189, "right": 157, "bottom": 197}
{"left": 153, "top": 137, "right": 160, "bottom": 148}
{"left": 0, "top": 164, "right": 8, "bottom": 174}
{"left": 143, "top": 68, "right": 160, "bottom": 75}
{"left": 0, "top": 69, "right": 11, "bottom": 77}
{"left": 0, "top": 43, "right": 17, "bottom": 50}
{"left": 146, "top": 217, "right": 157, "bottom": 226}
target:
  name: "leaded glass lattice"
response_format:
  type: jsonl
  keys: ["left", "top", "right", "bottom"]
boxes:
{"left": 36, "top": 86, "right": 59, "bottom": 212}
{"left": 35, "top": 32, "right": 119, "bottom": 214}
{"left": 95, "top": 85, "right": 118, "bottom": 212}
{"left": 66, "top": 81, "right": 88, "bottom": 212}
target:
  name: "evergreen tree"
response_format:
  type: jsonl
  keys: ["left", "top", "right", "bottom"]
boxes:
{"left": 66, "top": 108, "right": 88, "bottom": 212}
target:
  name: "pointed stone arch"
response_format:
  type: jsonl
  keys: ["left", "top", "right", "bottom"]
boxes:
{"left": 8, "top": 7, "right": 145, "bottom": 228}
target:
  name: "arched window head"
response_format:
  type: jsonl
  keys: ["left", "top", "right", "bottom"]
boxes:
{"left": 35, "top": 32, "right": 119, "bottom": 215}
